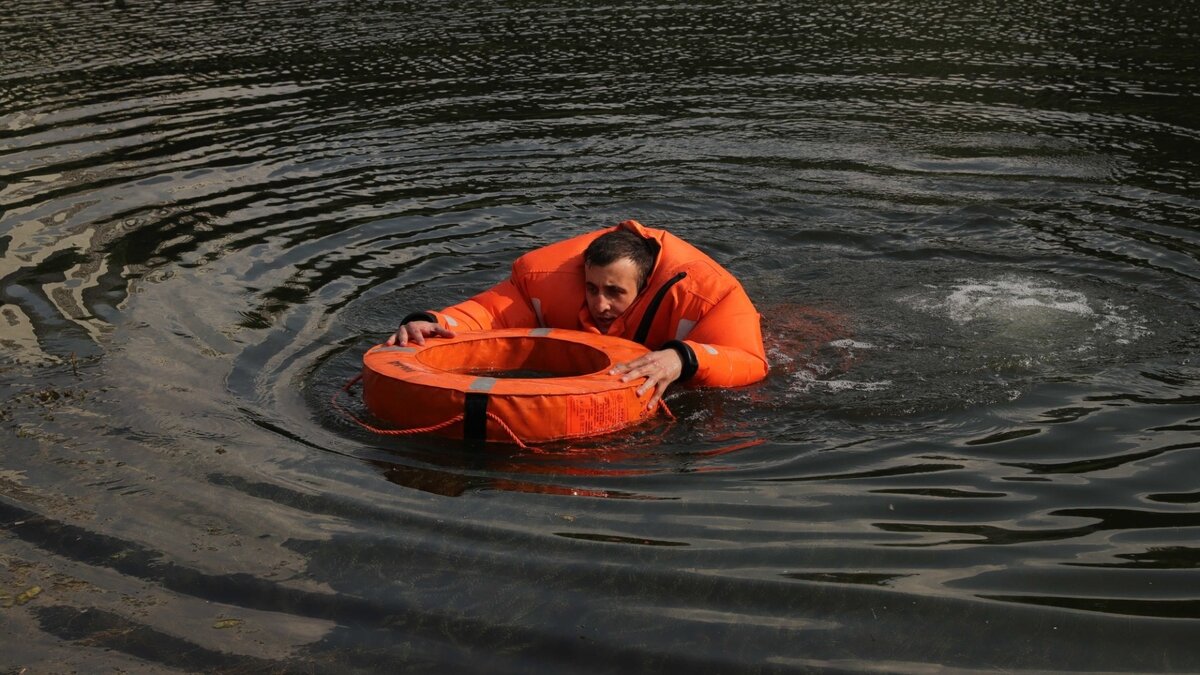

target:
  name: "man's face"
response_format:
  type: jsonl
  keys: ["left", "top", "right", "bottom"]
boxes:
{"left": 584, "top": 258, "right": 641, "bottom": 333}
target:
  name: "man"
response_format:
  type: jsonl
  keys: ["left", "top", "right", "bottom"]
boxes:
{"left": 388, "top": 219, "right": 768, "bottom": 409}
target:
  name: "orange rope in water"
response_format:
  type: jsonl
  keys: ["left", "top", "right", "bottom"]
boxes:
{"left": 481, "top": 410, "right": 530, "bottom": 449}
{"left": 332, "top": 374, "right": 531, "bottom": 449}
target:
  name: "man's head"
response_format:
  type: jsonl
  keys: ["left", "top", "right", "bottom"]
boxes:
{"left": 582, "top": 229, "right": 656, "bottom": 333}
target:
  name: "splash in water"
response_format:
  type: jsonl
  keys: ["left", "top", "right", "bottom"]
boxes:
{"left": 900, "top": 275, "right": 1150, "bottom": 351}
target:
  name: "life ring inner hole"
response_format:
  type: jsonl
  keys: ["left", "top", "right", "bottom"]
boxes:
{"left": 415, "top": 336, "right": 613, "bottom": 379}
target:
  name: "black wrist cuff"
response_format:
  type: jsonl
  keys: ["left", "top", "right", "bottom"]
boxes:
{"left": 401, "top": 311, "right": 437, "bottom": 326}
{"left": 663, "top": 340, "right": 699, "bottom": 382}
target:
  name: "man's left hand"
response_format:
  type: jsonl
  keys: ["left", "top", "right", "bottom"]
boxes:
{"left": 610, "top": 348, "right": 682, "bottom": 410}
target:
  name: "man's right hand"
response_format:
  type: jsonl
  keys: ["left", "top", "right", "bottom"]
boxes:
{"left": 386, "top": 320, "right": 456, "bottom": 347}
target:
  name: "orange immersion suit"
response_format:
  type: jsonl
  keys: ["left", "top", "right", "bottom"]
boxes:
{"left": 402, "top": 220, "right": 769, "bottom": 387}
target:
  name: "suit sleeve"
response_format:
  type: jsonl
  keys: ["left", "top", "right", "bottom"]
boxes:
{"left": 425, "top": 274, "right": 539, "bottom": 332}
{"left": 671, "top": 285, "right": 769, "bottom": 387}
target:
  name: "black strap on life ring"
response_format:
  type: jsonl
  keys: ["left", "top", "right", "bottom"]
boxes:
{"left": 463, "top": 392, "right": 489, "bottom": 443}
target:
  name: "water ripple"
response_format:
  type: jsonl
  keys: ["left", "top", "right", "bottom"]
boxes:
{"left": 3, "top": 0, "right": 1199, "bottom": 671}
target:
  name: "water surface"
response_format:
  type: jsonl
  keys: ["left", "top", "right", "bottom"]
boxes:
{"left": 2, "top": 1, "right": 1198, "bottom": 672}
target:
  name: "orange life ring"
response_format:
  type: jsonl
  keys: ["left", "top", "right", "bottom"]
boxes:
{"left": 360, "top": 328, "right": 662, "bottom": 444}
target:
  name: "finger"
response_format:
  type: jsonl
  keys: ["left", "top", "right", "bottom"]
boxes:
{"left": 639, "top": 376, "right": 666, "bottom": 405}
{"left": 648, "top": 380, "right": 670, "bottom": 409}
{"left": 636, "top": 373, "right": 660, "bottom": 396}
{"left": 609, "top": 360, "right": 638, "bottom": 375}
{"left": 623, "top": 358, "right": 664, "bottom": 383}
{"left": 639, "top": 373, "right": 669, "bottom": 408}
{"left": 624, "top": 368, "right": 652, "bottom": 384}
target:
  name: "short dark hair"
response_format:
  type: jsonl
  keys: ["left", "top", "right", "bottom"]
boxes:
{"left": 584, "top": 229, "right": 656, "bottom": 290}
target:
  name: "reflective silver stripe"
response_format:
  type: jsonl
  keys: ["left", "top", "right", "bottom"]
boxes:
{"left": 376, "top": 346, "right": 417, "bottom": 353}
{"left": 469, "top": 377, "right": 497, "bottom": 392}
{"left": 531, "top": 298, "right": 545, "bottom": 327}
{"left": 530, "top": 327, "right": 552, "bottom": 337}
{"left": 674, "top": 318, "right": 696, "bottom": 341}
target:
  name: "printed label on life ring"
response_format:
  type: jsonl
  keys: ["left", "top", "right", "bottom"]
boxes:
{"left": 567, "top": 396, "right": 625, "bottom": 436}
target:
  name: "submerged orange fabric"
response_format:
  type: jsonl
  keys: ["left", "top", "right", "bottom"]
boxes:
{"left": 423, "top": 220, "right": 768, "bottom": 387}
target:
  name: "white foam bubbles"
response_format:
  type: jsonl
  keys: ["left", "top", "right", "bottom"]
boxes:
{"left": 790, "top": 367, "right": 892, "bottom": 393}
{"left": 828, "top": 339, "right": 876, "bottom": 350}
{"left": 899, "top": 275, "right": 1150, "bottom": 349}
{"left": 904, "top": 277, "right": 1093, "bottom": 324}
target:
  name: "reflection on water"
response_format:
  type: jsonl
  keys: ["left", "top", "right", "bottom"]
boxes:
{"left": 2, "top": 0, "right": 1199, "bottom": 671}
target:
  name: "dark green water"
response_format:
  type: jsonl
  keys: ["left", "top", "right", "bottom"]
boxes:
{"left": 2, "top": 1, "right": 1198, "bottom": 672}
